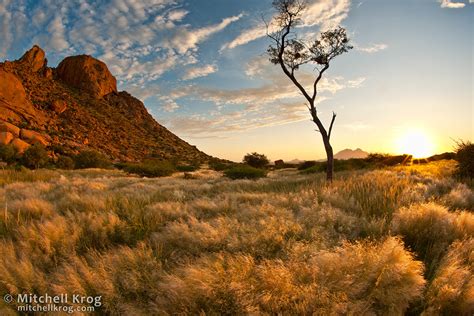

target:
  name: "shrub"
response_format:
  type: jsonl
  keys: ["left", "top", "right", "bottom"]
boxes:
{"left": 302, "top": 159, "right": 370, "bottom": 174}
{"left": 176, "top": 164, "right": 198, "bottom": 172}
{"left": 0, "top": 144, "right": 16, "bottom": 164}
{"left": 454, "top": 140, "right": 474, "bottom": 178}
{"left": 243, "top": 152, "right": 269, "bottom": 168}
{"left": 74, "top": 150, "right": 111, "bottom": 169}
{"left": 21, "top": 144, "right": 49, "bottom": 169}
{"left": 209, "top": 161, "right": 234, "bottom": 171}
{"left": 297, "top": 160, "right": 317, "bottom": 170}
{"left": 224, "top": 165, "right": 267, "bottom": 180}
{"left": 56, "top": 156, "right": 75, "bottom": 170}
{"left": 123, "top": 160, "right": 175, "bottom": 177}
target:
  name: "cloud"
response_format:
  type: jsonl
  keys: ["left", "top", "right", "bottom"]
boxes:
{"left": 440, "top": 0, "right": 466, "bottom": 8}
{"left": 356, "top": 43, "right": 388, "bottom": 53}
{"left": 161, "top": 57, "right": 364, "bottom": 137}
{"left": 183, "top": 64, "right": 218, "bottom": 80}
{"left": 221, "top": 0, "right": 351, "bottom": 51}
{"left": 167, "top": 9, "right": 188, "bottom": 21}
{"left": 46, "top": 15, "right": 69, "bottom": 51}
{"left": 169, "top": 13, "right": 243, "bottom": 54}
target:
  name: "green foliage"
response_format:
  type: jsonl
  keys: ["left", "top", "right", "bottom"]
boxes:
{"left": 74, "top": 150, "right": 112, "bottom": 169}
{"left": 122, "top": 160, "right": 175, "bottom": 177}
{"left": 209, "top": 161, "right": 234, "bottom": 171}
{"left": 302, "top": 159, "right": 371, "bottom": 174}
{"left": 454, "top": 140, "right": 474, "bottom": 178}
{"left": 243, "top": 152, "right": 269, "bottom": 168}
{"left": 56, "top": 156, "right": 75, "bottom": 170}
{"left": 21, "top": 144, "right": 49, "bottom": 169}
{"left": 297, "top": 160, "right": 317, "bottom": 170}
{"left": 0, "top": 144, "right": 16, "bottom": 164}
{"left": 224, "top": 165, "right": 267, "bottom": 179}
{"left": 176, "top": 164, "right": 199, "bottom": 172}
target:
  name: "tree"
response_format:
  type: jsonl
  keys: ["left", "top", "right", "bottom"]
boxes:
{"left": 74, "top": 150, "right": 111, "bottom": 169}
{"left": 266, "top": 0, "right": 353, "bottom": 182}
{"left": 243, "top": 152, "right": 270, "bottom": 168}
{"left": 0, "top": 144, "right": 16, "bottom": 164}
{"left": 22, "top": 144, "right": 49, "bottom": 169}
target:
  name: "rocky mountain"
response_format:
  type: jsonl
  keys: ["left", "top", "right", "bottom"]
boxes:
{"left": 334, "top": 148, "right": 369, "bottom": 160}
{"left": 0, "top": 45, "right": 211, "bottom": 162}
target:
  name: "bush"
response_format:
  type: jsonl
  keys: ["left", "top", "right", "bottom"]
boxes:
{"left": 0, "top": 144, "right": 16, "bottom": 164}
{"left": 176, "top": 164, "right": 198, "bottom": 172}
{"left": 56, "top": 156, "right": 75, "bottom": 170}
{"left": 243, "top": 152, "right": 269, "bottom": 168}
{"left": 224, "top": 165, "right": 267, "bottom": 180}
{"left": 297, "top": 160, "right": 317, "bottom": 170}
{"left": 302, "top": 159, "right": 371, "bottom": 174}
{"left": 22, "top": 144, "right": 49, "bottom": 169}
{"left": 123, "top": 160, "right": 175, "bottom": 177}
{"left": 74, "top": 150, "right": 111, "bottom": 169}
{"left": 209, "top": 161, "right": 234, "bottom": 171}
{"left": 454, "top": 140, "right": 474, "bottom": 178}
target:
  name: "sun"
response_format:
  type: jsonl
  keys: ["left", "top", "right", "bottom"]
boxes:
{"left": 395, "top": 129, "right": 435, "bottom": 158}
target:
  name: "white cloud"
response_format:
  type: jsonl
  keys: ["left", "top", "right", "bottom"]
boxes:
{"left": 47, "top": 15, "right": 69, "bottom": 51}
{"left": 183, "top": 64, "right": 218, "bottom": 80}
{"left": 169, "top": 13, "right": 243, "bottom": 54}
{"left": 440, "top": 0, "right": 466, "bottom": 8}
{"left": 356, "top": 43, "right": 388, "bottom": 53}
{"left": 221, "top": 0, "right": 351, "bottom": 51}
{"left": 161, "top": 57, "right": 365, "bottom": 136}
{"left": 221, "top": 26, "right": 266, "bottom": 51}
{"left": 168, "top": 9, "right": 188, "bottom": 21}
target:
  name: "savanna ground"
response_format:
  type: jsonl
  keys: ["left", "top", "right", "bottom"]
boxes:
{"left": 0, "top": 160, "right": 472, "bottom": 315}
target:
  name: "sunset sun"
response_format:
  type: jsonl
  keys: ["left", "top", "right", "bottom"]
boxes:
{"left": 395, "top": 129, "right": 435, "bottom": 158}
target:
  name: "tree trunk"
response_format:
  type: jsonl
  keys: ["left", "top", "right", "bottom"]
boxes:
{"left": 322, "top": 135, "right": 334, "bottom": 182}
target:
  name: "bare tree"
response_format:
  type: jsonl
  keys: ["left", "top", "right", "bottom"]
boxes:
{"left": 266, "top": 0, "right": 352, "bottom": 182}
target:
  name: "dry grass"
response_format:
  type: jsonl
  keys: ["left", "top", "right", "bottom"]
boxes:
{"left": 0, "top": 160, "right": 472, "bottom": 314}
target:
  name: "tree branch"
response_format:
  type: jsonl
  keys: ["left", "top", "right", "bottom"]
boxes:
{"left": 312, "top": 63, "right": 329, "bottom": 102}
{"left": 328, "top": 111, "right": 337, "bottom": 140}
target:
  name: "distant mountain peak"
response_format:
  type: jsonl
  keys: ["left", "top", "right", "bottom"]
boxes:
{"left": 334, "top": 148, "right": 369, "bottom": 160}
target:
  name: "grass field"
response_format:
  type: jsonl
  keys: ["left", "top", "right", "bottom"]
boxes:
{"left": 0, "top": 160, "right": 472, "bottom": 315}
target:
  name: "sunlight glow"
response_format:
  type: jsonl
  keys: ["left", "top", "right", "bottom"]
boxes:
{"left": 395, "top": 129, "right": 435, "bottom": 158}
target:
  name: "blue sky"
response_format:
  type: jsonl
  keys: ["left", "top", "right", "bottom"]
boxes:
{"left": 0, "top": 0, "right": 472, "bottom": 161}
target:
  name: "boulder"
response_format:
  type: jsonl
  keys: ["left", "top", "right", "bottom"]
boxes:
{"left": 0, "top": 121, "right": 20, "bottom": 137}
{"left": 18, "top": 45, "right": 47, "bottom": 72}
{"left": 0, "top": 132, "right": 14, "bottom": 145}
{"left": 0, "top": 68, "right": 42, "bottom": 124}
{"left": 50, "top": 100, "right": 67, "bottom": 114}
{"left": 20, "top": 129, "right": 50, "bottom": 146}
{"left": 56, "top": 55, "right": 117, "bottom": 98}
{"left": 43, "top": 67, "right": 53, "bottom": 79}
{"left": 11, "top": 138, "right": 30, "bottom": 154}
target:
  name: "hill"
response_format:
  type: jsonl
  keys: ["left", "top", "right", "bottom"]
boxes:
{"left": 334, "top": 148, "right": 369, "bottom": 160}
{"left": 0, "top": 45, "right": 211, "bottom": 162}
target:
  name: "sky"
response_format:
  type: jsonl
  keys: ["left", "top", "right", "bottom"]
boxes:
{"left": 0, "top": 0, "right": 472, "bottom": 161}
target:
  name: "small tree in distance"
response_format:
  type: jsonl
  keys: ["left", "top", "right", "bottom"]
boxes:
{"left": 243, "top": 152, "right": 270, "bottom": 169}
{"left": 266, "top": 0, "right": 353, "bottom": 182}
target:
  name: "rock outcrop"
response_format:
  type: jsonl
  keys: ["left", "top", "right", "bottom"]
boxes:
{"left": 0, "top": 68, "right": 40, "bottom": 124}
{"left": 20, "top": 129, "right": 50, "bottom": 146}
{"left": 18, "top": 45, "right": 47, "bottom": 72}
{"left": 0, "top": 45, "right": 212, "bottom": 163}
{"left": 0, "top": 121, "right": 20, "bottom": 138}
{"left": 56, "top": 55, "right": 117, "bottom": 98}
{"left": 11, "top": 138, "right": 30, "bottom": 154}
{"left": 0, "top": 132, "right": 13, "bottom": 145}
